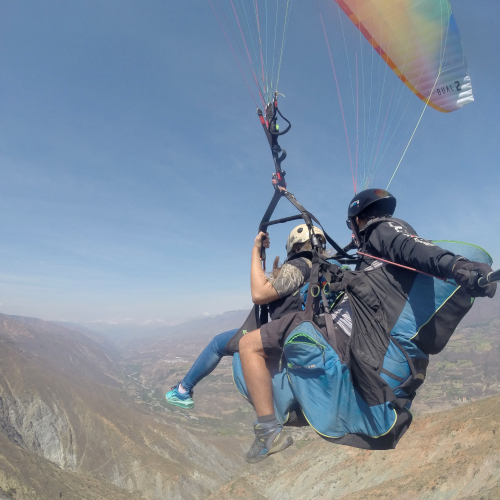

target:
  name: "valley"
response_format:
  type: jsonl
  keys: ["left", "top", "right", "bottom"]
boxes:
{"left": 1, "top": 303, "right": 500, "bottom": 499}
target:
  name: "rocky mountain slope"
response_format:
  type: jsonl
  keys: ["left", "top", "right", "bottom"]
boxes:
{"left": 207, "top": 394, "right": 500, "bottom": 500}
{"left": 0, "top": 314, "right": 247, "bottom": 499}
{"left": 2, "top": 306, "right": 500, "bottom": 499}
{"left": 0, "top": 432, "right": 143, "bottom": 500}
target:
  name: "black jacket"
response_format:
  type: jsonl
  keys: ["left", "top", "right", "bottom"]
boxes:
{"left": 320, "top": 218, "right": 475, "bottom": 449}
{"left": 357, "top": 217, "right": 459, "bottom": 278}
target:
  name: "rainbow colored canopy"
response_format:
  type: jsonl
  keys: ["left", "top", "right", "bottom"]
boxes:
{"left": 334, "top": 0, "right": 473, "bottom": 113}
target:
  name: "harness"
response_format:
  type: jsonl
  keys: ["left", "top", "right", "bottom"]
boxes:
{"left": 255, "top": 94, "right": 353, "bottom": 324}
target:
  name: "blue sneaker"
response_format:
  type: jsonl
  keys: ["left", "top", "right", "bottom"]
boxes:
{"left": 244, "top": 422, "right": 293, "bottom": 463}
{"left": 165, "top": 384, "right": 194, "bottom": 409}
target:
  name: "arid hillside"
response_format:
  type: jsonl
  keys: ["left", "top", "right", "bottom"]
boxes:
{"left": 1, "top": 308, "right": 500, "bottom": 499}
{"left": 0, "top": 432, "right": 143, "bottom": 500}
{"left": 207, "top": 394, "right": 500, "bottom": 500}
{"left": 0, "top": 314, "right": 246, "bottom": 499}
{"left": 124, "top": 311, "right": 500, "bottom": 422}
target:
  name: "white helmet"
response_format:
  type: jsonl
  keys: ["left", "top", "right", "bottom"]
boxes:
{"left": 285, "top": 224, "right": 325, "bottom": 255}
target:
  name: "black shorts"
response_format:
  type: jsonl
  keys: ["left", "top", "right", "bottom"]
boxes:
{"left": 260, "top": 311, "right": 351, "bottom": 360}
{"left": 260, "top": 311, "right": 307, "bottom": 358}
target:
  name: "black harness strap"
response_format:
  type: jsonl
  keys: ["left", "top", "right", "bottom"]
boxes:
{"left": 258, "top": 188, "right": 351, "bottom": 259}
{"left": 255, "top": 94, "right": 352, "bottom": 329}
{"left": 321, "top": 286, "right": 338, "bottom": 352}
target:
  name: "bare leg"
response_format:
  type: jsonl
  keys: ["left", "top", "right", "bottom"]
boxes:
{"left": 239, "top": 329, "right": 293, "bottom": 463}
{"left": 239, "top": 329, "right": 274, "bottom": 417}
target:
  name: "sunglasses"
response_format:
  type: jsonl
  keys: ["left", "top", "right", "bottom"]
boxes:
{"left": 346, "top": 218, "right": 352, "bottom": 230}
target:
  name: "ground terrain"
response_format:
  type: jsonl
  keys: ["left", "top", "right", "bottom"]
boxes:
{"left": 1, "top": 299, "right": 500, "bottom": 499}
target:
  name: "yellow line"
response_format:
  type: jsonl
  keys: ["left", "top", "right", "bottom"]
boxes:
{"left": 410, "top": 285, "right": 460, "bottom": 341}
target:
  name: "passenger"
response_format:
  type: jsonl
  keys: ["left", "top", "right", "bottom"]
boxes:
{"left": 166, "top": 224, "right": 327, "bottom": 410}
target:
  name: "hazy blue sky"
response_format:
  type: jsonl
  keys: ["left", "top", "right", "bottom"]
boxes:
{"left": 1, "top": 1, "right": 499, "bottom": 325}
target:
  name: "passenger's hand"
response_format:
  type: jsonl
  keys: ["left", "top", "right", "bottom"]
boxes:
{"left": 254, "top": 232, "right": 270, "bottom": 251}
{"left": 453, "top": 260, "right": 497, "bottom": 298}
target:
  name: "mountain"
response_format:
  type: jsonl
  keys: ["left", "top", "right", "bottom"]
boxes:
{"left": 82, "top": 310, "right": 250, "bottom": 349}
{"left": 0, "top": 314, "right": 247, "bottom": 499}
{"left": 1, "top": 314, "right": 120, "bottom": 387}
{"left": 2, "top": 304, "right": 500, "bottom": 499}
{"left": 0, "top": 431, "right": 143, "bottom": 500}
{"left": 207, "top": 394, "right": 500, "bottom": 500}
{"left": 457, "top": 292, "right": 500, "bottom": 327}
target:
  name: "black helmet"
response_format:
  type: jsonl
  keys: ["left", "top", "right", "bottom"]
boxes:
{"left": 347, "top": 189, "right": 396, "bottom": 219}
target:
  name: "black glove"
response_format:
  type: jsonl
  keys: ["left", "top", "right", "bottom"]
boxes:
{"left": 453, "top": 260, "right": 497, "bottom": 298}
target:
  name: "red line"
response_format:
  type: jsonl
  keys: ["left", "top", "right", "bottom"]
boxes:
{"left": 254, "top": 0, "right": 266, "bottom": 90}
{"left": 320, "top": 14, "right": 355, "bottom": 192}
{"left": 214, "top": 0, "right": 267, "bottom": 107}
{"left": 228, "top": 0, "right": 266, "bottom": 107}
{"left": 357, "top": 251, "right": 447, "bottom": 282}
{"left": 209, "top": 0, "right": 260, "bottom": 108}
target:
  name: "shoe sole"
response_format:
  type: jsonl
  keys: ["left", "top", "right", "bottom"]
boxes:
{"left": 245, "top": 435, "right": 293, "bottom": 464}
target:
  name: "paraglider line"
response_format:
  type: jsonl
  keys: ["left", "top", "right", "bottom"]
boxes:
{"left": 370, "top": 90, "right": 393, "bottom": 174}
{"left": 265, "top": 0, "right": 269, "bottom": 93}
{"left": 387, "top": 3, "right": 451, "bottom": 189}
{"left": 275, "top": 0, "right": 292, "bottom": 94}
{"left": 228, "top": 0, "right": 266, "bottom": 105}
{"left": 253, "top": 0, "right": 267, "bottom": 90}
{"left": 355, "top": 52, "right": 359, "bottom": 193}
{"left": 320, "top": 13, "right": 355, "bottom": 192}
{"left": 213, "top": 0, "right": 267, "bottom": 105}
{"left": 271, "top": 0, "right": 279, "bottom": 92}
{"left": 208, "top": 0, "right": 262, "bottom": 108}
{"left": 356, "top": 0, "right": 367, "bottom": 188}
{"left": 367, "top": 28, "right": 393, "bottom": 179}
{"left": 369, "top": 38, "right": 414, "bottom": 180}
{"left": 386, "top": 73, "right": 441, "bottom": 189}
{"left": 335, "top": 0, "right": 357, "bottom": 127}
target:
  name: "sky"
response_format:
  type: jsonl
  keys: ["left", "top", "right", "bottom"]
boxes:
{"left": 0, "top": 1, "right": 499, "bottom": 326}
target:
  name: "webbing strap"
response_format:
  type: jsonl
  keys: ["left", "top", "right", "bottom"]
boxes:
{"left": 304, "top": 252, "right": 321, "bottom": 319}
{"left": 381, "top": 368, "right": 406, "bottom": 383}
{"left": 321, "top": 286, "right": 338, "bottom": 352}
{"left": 282, "top": 192, "right": 350, "bottom": 257}
{"left": 259, "top": 190, "right": 283, "bottom": 267}
{"left": 259, "top": 190, "right": 284, "bottom": 232}
{"left": 259, "top": 189, "right": 350, "bottom": 258}
{"left": 281, "top": 191, "right": 314, "bottom": 227}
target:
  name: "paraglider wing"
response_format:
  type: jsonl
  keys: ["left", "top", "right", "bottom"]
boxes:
{"left": 334, "top": 0, "right": 473, "bottom": 113}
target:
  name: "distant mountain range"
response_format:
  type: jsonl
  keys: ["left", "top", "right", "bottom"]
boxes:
{"left": 66, "top": 292, "right": 500, "bottom": 349}
{"left": 65, "top": 309, "right": 250, "bottom": 349}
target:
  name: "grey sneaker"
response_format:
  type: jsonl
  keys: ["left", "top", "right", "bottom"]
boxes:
{"left": 244, "top": 421, "right": 293, "bottom": 463}
{"left": 165, "top": 384, "right": 194, "bottom": 409}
